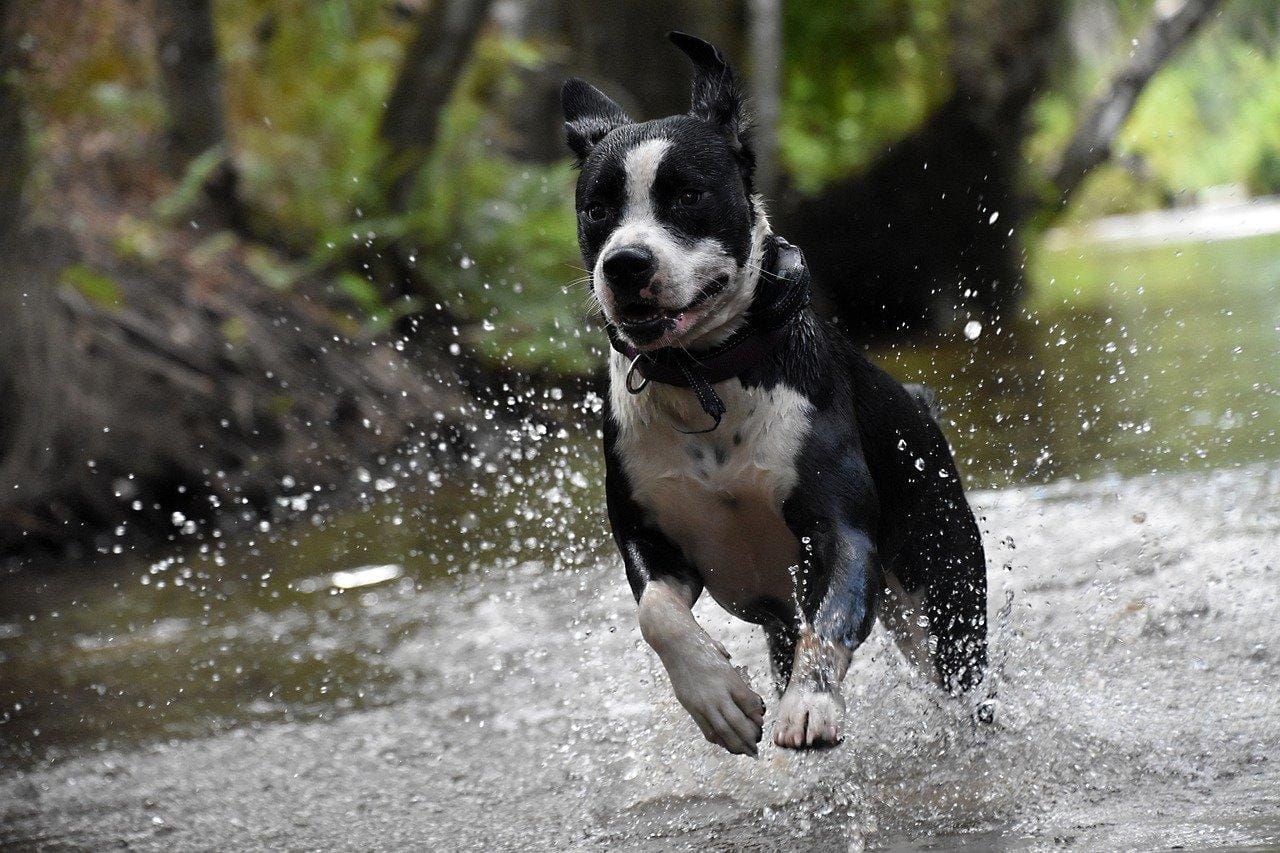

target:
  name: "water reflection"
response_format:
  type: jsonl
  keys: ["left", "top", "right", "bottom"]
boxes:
{"left": 885, "top": 234, "right": 1280, "bottom": 487}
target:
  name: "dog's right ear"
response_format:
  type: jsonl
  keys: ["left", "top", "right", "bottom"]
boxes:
{"left": 562, "top": 78, "right": 631, "bottom": 164}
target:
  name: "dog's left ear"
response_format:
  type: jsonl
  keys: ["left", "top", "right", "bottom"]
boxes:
{"left": 669, "top": 31, "right": 753, "bottom": 169}
{"left": 562, "top": 78, "right": 632, "bottom": 164}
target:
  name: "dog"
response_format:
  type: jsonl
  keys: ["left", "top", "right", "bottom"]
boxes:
{"left": 562, "top": 32, "right": 987, "bottom": 755}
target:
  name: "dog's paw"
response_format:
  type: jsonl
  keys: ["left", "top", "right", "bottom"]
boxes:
{"left": 665, "top": 650, "right": 765, "bottom": 757}
{"left": 773, "top": 685, "right": 844, "bottom": 749}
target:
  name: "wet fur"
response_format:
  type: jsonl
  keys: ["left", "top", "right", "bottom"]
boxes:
{"left": 567, "top": 33, "right": 987, "bottom": 754}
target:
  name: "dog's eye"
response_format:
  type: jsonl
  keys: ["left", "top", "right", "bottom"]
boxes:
{"left": 582, "top": 204, "right": 611, "bottom": 223}
{"left": 674, "top": 188, "right": 708, "bottom": 208}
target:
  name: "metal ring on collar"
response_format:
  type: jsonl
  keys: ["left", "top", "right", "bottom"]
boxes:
{"left": 625, "top": 353, "right": 650, "bottom": 394}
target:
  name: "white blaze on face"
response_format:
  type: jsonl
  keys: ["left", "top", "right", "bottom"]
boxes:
{"left": 594, "top": 138, "right": 746, "bottom": 347}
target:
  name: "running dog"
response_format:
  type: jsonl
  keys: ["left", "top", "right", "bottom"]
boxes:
{"left": 563, "top": 32, "right": 987, "bottom": 755}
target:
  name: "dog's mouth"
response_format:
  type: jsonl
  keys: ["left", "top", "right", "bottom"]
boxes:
{"left": 616, "top": 275, "right": 731, "bottom": 344}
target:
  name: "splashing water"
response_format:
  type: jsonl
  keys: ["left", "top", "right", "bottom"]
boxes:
{"left": 1, "top": 236, "right": 1279, "bottom": 848}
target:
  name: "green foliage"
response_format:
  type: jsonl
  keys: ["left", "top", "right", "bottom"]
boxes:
{"left": 154, "top": 145, "right": 230, "bottom": 221}
{"left": 1251, "top": 149, "right": 1280, "bottom": 197}
{"left": 780, "top": 0, "right": 950, "bottom": 193}
{"left": 216, "top": 0, "right": 403, "bottom": 237}
{"left": 22, "top": 2, "right": 163, "bottom": 128}
{"left": 400, "top": 38, "right": 589, "bottom": 373}
{"left": 111, "top": 216, "right": 165, "bottom": 265}
{"left": 334, "top": 271, "right": 425, "bottom": 336}
{"left": 209, "top": 6, "right": 589, "bottom": 371}
{"left": 243, "top": 245, "right": 308, "bottom": 291}
{"left": 61, "top": 265, "right": 124, "bottom": 310}
{"left": 1029, "top": 11, "right": 1280, "bottom": 220}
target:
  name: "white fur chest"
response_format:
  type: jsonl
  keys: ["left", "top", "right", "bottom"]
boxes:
{"left": 608, "top": 354, "right": 813, "bottom": 619}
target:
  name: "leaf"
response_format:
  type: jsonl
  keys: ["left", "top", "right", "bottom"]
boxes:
{"left": 336, "top": 272, "right": 382, "bottom": 314}
{"left": 155, "top": 145, "right": 230, "bottom": 222}
{"left": 244, "top": 246, "right": 306, "bottom": 291}
{"left": 61, "top": 265, "right": 124, "bottom": 310}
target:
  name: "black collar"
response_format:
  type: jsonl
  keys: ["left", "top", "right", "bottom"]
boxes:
{"left": 605, "top": 233, "right": 811, "bottom": 433}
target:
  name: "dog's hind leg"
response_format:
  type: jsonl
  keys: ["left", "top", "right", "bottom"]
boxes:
{"left": 925, "top": 544, "right": 987, "bottom": 694}
{"left": 878, "top": 566, "right": 945, "bottom": 688}
{"left": 882, "top": 516, "right": 988, "bottom": 694}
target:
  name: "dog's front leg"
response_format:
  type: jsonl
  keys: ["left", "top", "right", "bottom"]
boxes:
{"left": 774, "top": 523, "right": 879, "bottom": 749}
{"left": 637, "top": 578, "right": 766, "bottom": 757}
{"left": 606, "top": 425, "right": 765, "bottom": 757}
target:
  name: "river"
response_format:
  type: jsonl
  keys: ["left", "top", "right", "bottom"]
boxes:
{"left": 2, "top": 233, "right": 1279, "bottom": 850}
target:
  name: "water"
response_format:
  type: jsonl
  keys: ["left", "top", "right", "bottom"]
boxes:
{"left": 2, "top": 234, "right": 1279, "bottom": 849}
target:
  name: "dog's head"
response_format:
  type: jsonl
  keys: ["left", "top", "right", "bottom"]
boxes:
{"left": 563, "top": 32, "right": 766, "bottom": 351}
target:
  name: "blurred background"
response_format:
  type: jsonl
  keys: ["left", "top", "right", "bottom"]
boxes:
{"left": 1, "top": 1, "right": 1278, "bottom": 848}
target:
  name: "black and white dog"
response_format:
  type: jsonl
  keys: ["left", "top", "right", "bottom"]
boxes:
{"left": 563, "top": 33, "right": 987, "bottom": 756}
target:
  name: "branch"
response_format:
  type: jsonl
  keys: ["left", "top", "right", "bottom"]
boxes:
{"left": 1049, "top": 0, "right": 1225, "bottom": 210}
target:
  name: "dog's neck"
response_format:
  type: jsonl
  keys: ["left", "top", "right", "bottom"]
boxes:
{"left": 677, "top": 202, "right": 772, "bottom": 351}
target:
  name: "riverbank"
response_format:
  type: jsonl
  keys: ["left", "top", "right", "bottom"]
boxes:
{"left": 3, "top": 464, "right": 1277, "bottom": 850}
{"left": 1043, "top": 194, "right": 1280, "bottom": 251}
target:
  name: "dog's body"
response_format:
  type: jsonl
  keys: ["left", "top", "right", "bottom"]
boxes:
{"left": 565, "top": 34, "right": 987, "bottom": 755}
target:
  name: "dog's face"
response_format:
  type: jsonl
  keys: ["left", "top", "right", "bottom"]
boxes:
{"left": 563, "top": 33, "right": 764, "bottom": 351}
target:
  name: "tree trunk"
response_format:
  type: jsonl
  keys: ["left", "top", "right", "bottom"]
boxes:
{"left": 0, "top": 0, "right": 25, "bottom": 240}
{"left": 380, "top": 0, "right": 495, "bottom": 214}
{"left": 747, "top": 0, "right": 782, "bottom": 201}
{"left": 0, "top": 0, "right": 33, "bottom": 502}
{"left": 151, "top": 0, "right": 241, "bottom": 227}
{"left": 493, "top": 0, "right": 570, "bottom": 164}
{"left": 1050, "top": 0, "right": 1225, "bottom": 212}
{"left": 152, "top": 0, "right": 227, "bottom": 160}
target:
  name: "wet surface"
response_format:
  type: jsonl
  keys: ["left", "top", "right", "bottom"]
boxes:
{"left": 2, "top": 234, "right": 1279, "bottom": 849}
{"left": 2, "top": 468, "right": 1278, "bottom": 850}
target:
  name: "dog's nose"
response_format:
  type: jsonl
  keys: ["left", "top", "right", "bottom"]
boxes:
{"left": 602, "top": 246, "right": 656, "bottom": 295}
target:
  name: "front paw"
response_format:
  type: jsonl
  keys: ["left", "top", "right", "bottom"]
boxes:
{"left": 773, "top": 685, "right": 844, "bottom": 749}
{"left": 666, "top": 654, "right": 765, "bottom": 757}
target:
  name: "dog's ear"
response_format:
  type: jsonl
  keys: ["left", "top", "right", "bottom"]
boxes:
{"left": 562, "top": 78, "right": 631, "bottom": 164}
{"left": 669, "top": 31, "right": 752, "bottom": 167}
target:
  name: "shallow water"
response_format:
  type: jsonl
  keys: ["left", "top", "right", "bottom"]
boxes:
{"left": 2, "top": 234, "right": 1279, "bottom": 849}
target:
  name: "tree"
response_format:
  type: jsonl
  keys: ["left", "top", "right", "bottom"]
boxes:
{"left": 152, "top": 0, "right": 242, "bottom": 227}
{"left": 1050, "top": 0, "right": 1227, "bottom": 212}
{"left": 380, "top": 0, "right": 496, "bottom": 214}
{"left": 778, "top": 0, "right": 1066, "bottom": 336}
{"left": 0, "top": 0, "right": 25, "bottom": 239}
{"left": 778, "top": 0, "right": 1225, "bottom": 337}
{"left": 748, "top": 0, "right": 783, "bottom": 200}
